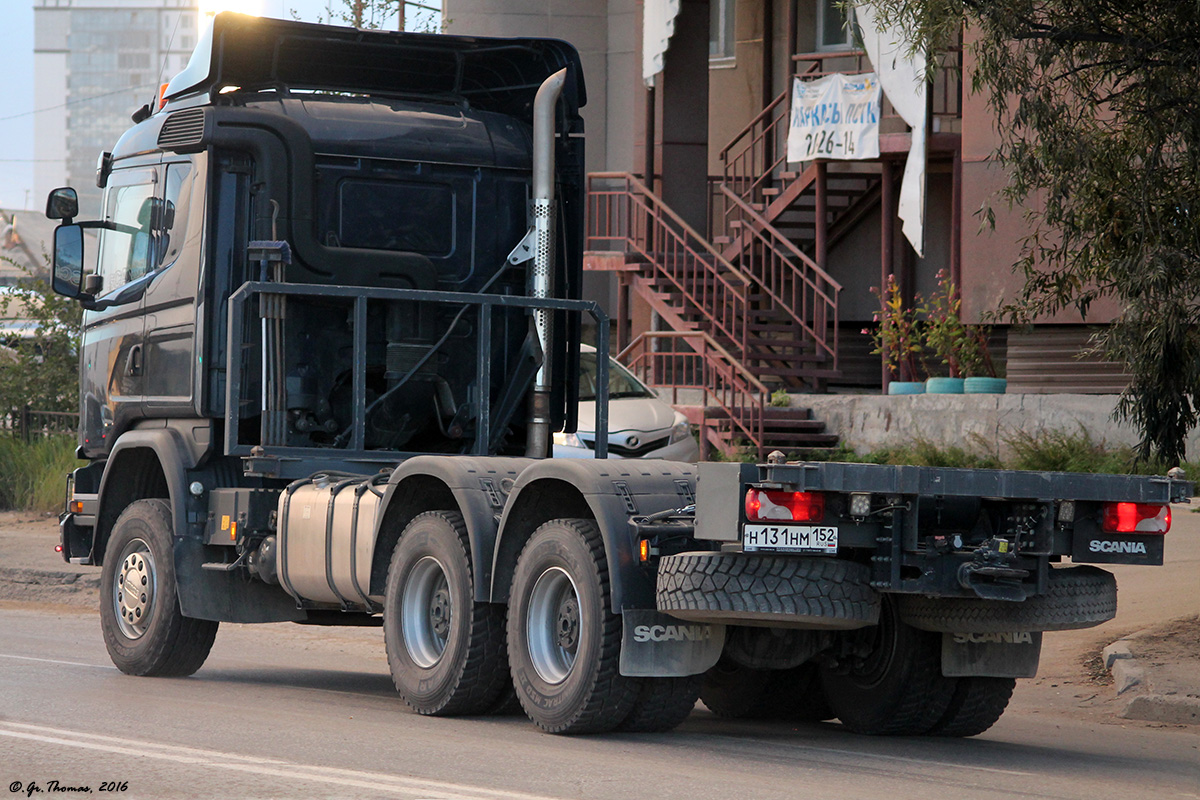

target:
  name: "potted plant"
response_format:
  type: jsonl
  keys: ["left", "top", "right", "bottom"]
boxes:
{"left": 921, "top": 270, "right": 1004, "bottom": 394}
{"left": 867, "top": 274, "right": 927, "bottom": 394}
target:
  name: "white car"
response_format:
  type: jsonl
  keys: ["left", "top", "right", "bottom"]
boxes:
{"left": 553, "top": 344, "right": 700, "bottom": 461}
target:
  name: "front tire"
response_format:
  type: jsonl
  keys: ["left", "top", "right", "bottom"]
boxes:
{"left": 383, "top": 511, "right": 508, "bottom": 716}
{"left": 507, "top": 518, "right": 639, "bottom": 734}
{"left": 99, "top": 499, "right": 218, "bottom": 677}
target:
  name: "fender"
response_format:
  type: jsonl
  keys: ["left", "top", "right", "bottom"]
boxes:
{"left": 490, "top": 459, "right": 698, "bottom": 612}
{"left": 94, "top": 424, "right": 200, "bottom": 564}
{"left": 97, "top": 423, "right": 301, "bottom": 623}
{"left": 372, "top": 455, "right": 536, "bottom": 602}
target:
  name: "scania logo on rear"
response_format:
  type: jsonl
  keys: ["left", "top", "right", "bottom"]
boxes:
{"left": 633, "top": 624, "right": 712, "bottom": 643}
{"left": 952, "top": 632, "right": 1034, "bottom": 645}
{"left": 1089, "top": 540, "right": 1147, "bottom": 554}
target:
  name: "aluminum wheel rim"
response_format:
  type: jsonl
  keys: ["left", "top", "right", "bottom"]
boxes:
{"left": 114, "top": 538, "right": 156, "bottom": 639}
{"left": 401, "top": 556, "right": 451, "bottom": 668}
{"left": 526, "top": 566, "right": 580, "bottom": 685}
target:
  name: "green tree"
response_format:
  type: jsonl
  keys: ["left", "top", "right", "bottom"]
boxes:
{"left": 862, "top": 0, "right": 1200, "bottom": 463}
{"left": 0, "top": 258, "right": 82, "bottom": 415}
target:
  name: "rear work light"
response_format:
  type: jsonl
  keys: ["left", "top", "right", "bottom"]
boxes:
{"left": 744, "top": 489, "right": 825, "bottom": 523}
{"left": 1101, "top": 502, "right": 1171, "bottom": 534}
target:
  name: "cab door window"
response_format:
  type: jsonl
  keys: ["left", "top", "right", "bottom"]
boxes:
{"left": 158, "top": 162, "right": 193, "bottom": 269}
{"left": 95, "top": 169, "right": 158, "bottom": 295}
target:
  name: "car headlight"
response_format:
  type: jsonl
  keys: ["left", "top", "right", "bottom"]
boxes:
{"left": 553, "top": 431, "right": 584, "bottom": 448}
{"left": 669, "top": 414, "right": 691, "bottom": 444}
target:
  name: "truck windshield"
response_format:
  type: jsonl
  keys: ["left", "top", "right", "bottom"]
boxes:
{"left": 579, "top": 352, "right": 654, "bottom": 401}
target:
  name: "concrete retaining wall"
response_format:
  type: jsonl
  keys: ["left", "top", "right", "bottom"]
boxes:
{"left": 793, "top": 394, "right": 1200, "bottom": 459}
{"left": 657, "top": 388, "right": 1200, "bottom": 459}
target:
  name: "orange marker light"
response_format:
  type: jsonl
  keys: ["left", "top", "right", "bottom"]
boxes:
{"left": 230, "top": 521, "right": 238, "bottom": 541}
{"left": 639, "top": 538, "right": 650, "bottom": 562}
{"left": 69, "top": 500, "right": 84, "bottom": 514}
{"left": 158, "top": 83, "right": 170, "bottom": 110}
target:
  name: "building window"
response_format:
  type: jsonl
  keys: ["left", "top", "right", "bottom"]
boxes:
{"left": 709, "top": 0, "right": 736, "bottom": 63}
{"left": 817, "top": 0, "right": 855, "bottom": 51}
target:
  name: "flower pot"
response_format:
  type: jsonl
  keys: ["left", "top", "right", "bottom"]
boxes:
{"left": 964, "top": 377, "right": 1007, "bottom": 394}
{"left": 887, "top": 381, "right": 926, "bottom": 395}
{"left": 925, "top": 377, "right": 965, "bottom": 394}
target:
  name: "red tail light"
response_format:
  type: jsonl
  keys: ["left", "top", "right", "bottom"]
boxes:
{"left": 744, "top": 489, "right": 825, "bottom": 523}
{"left": 1101, "top": 502, "right": 1170, "bottom": 534}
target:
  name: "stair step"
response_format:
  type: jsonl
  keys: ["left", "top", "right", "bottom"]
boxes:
{"left": 704, "top": 407, "right": 814, "bottom": 421}
{"left": 762, "top": 188, "right": 781, "bottom": 196}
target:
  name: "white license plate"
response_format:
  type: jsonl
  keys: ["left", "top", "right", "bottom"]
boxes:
{"left": 742, "top": 524, "right": 838, "bottom": 554}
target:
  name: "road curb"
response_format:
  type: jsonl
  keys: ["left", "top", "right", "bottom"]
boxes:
{"left": 1105, "top": 634, "right": 1200, "bottom": 726}
{"left": 0, "top": 568, "right": 100, "bottom": 605}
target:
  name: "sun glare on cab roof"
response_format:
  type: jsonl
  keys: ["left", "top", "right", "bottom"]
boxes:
{"left": 199, "top": 0, "right": 266, "bottom": 24}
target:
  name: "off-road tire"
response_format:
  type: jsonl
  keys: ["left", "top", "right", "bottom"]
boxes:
{"left": 657, "top": 552, "right": 880, "bottom": 629}
{"left": 927, "top": 677, "right": 1015, "bottom": 737}
{"left": 617, "top": 676, "right": 700, "bottom": 732}
{"left": 100, "top": 499, "right": 218, "bottom": 677}
{"left": 820, "top": 597, "right": 958, "bottom": 735}
{"left": 897, "top": 566, "right": 1118, "bottom": 633}
{"left": 507, "top": 518, "right": 639, "bottom": 734}
{"left": 383, "top": 510, "right": 509, "bottom": 716}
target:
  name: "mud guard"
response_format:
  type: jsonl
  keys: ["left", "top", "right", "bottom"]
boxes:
{"left": 619, "top": 609, "right": 725, "bottom": 677}
{"left": 491, "top": 458, "right": 699, "bottom": 613}
{"left": 941, "top": 631, "right": 1043, "bottom": 678}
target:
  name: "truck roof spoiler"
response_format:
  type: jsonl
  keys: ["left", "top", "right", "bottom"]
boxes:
{"left": 164, "top": 12, "right": 586, "bottom": 119}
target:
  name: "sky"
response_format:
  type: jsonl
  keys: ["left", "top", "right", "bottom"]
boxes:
{"left": 0, "top": 0, "right": 439, "bottom": 211}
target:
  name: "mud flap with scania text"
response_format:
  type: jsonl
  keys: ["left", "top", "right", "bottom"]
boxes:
{"left": 942, "top": 631, "right": 1042, "bottom": 678}
{"left": 619, "top": 609, "right": 725, "bottom": 677}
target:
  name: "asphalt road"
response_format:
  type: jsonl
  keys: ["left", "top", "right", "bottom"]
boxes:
{"left": 1, "top": 605, "right": 1197, "bottom": 800}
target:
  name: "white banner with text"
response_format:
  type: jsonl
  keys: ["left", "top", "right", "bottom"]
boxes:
{"left": 786, "top": 72, "right": 881, "bottom": 163}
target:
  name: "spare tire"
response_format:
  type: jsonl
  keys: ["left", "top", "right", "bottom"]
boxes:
{"left": 657, "top": 552, "right": 879, "bottom": 630}
{"left": 897, "top": 566, "right": 1117, "bottom": 633}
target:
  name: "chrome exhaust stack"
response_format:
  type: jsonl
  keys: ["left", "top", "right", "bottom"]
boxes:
{"left": 523, "top": 68, "right": 567, "bottom": 458}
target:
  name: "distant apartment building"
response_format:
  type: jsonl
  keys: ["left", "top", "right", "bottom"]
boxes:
{"left": 33, "top": 0, "right": 199, "bottom": 215}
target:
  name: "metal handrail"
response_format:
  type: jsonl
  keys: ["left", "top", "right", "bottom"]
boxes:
{"left": 617, "top": 330, "right": 769, "bottom": 460}
{"left": 586, "top": 172, "right": 750, "bottom": 355}
{"left": 721, "top": 186, "right": 841, "bottom": 364}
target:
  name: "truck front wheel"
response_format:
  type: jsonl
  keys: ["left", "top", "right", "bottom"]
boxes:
{"left": 507, "top": 518, "right": 639, "bottom": 734}
{"left": 99, "top": 499, "right": 218, "bottom": 677}
{"left": 383, "top": 511, "right": 508, "bottom": 716}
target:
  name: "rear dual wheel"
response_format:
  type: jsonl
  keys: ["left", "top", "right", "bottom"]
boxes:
{"left": 507, "top": 518, "right": 698, "bottom": 734}
{"left": 383, "top": 511, "right": 509, "bottom": 716}
{"left": 820, "top": 597, "right": 1013, "bottom": 737}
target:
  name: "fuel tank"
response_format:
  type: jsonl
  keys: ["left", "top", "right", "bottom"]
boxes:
{"left": 276, "top": 475, "right": 384, "bottom": 609}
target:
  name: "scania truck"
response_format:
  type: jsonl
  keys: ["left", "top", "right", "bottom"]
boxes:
{"left": 47, "top": 13, "right": 1190, "bottom": 737}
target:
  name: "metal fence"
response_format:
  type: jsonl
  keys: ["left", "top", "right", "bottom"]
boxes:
{"left": 1, "top": 406, "right": 79, "bottom": 443}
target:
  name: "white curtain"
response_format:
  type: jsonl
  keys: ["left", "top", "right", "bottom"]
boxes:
{"left": 854, "top": 2, "right": 927, "bottom": 257}
{"left": 643, "top": 0, "right": 683, "bottom": 86}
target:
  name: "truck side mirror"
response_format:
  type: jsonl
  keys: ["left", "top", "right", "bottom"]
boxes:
{"left": 46, "top": 187, "right": 79, "bottom": 222}
{"left": 52, "top": 223, "right": 86, "bottom": 299}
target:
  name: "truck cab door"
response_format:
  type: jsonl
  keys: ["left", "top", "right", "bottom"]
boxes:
{"left": 142, "top": 159, "right": 202, "bottom": 415}
{"left": 80, "top": 166, "right": 158, "bottom": 454}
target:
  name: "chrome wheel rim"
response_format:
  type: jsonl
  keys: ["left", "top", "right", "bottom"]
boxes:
{"left": 114, "top": 538, "right": 156, "bottom": 639}
{"left": 401, "top": 556, "right": 451, "bottom": 668}
{"left": 526, "top": 566, "right": 580, "bottom": 684}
